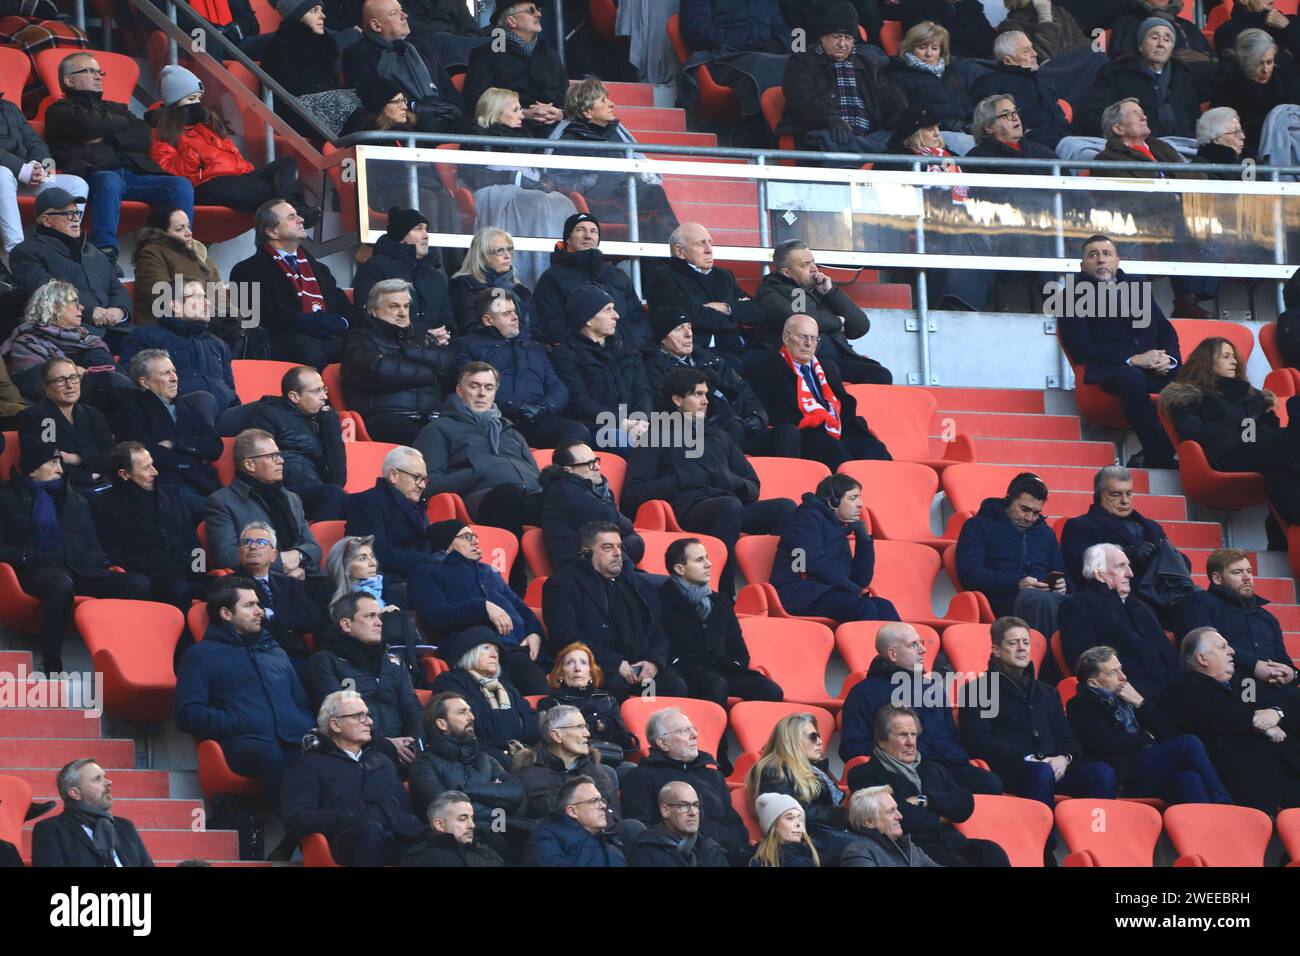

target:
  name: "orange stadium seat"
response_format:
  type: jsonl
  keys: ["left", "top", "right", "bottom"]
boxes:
{"left": 0, "top": 774, "right": 33, "bottom": 850}
{"left": 635, "top": 529, "right": 728, "bottom": 579}
{"left": 731, "top": 785, "right": 763, "bottom": 843}
{"left": 739, "top": 617, "right": 840, "bottom": 710}
{"left": 426, "top": 492, "right": 471, "bottom": 524}
{"left": 835, "top": 621, "right": 940, "bottom": 674}
{"left": 1056, "top": 799, "right": 1162, "bottom": 866}
{"left": 621, "top": 696, "right": 727, "bottom": 760}
{"left": 472, "top": 524, "right": 519, "bottom": 580}
{"left": 301, "top": 832, "right": 342, "bottom": 867}
{"left": 196, "top": 739, "right": 261, "bottom": 800}
{"left": 1165, "top": 804, "right": 1273, "bottom": 866}
{"left": 667, "top": 14, "right": 740, "bottom": 122}
{"left": 521, "top": 527, "right": 553, "bottom": 578}
{"left": 746, "top": 456, "right": 830, "bottom": 504}
{"left": 310, "top": 520, "right": 348, "bottom": 560}
{"left": 1155, "top": 401, "right": 1268, "bottom": 510}
{"left": 231, "top": 360, "right": 299, "bottom": 404}
{"left": 941, "top": 622, "right": 1047, "bottom": 675}
{"left": 1276, "top": 808, "right": 1300, "bottom": 864}
{"left": 343, "top": 441, "right": 400, "bottom": 493}
{"left": 216, "top": 436, "right": 238, "bottom": 487}
{"left": 0, "top": 47, "right": 31, "bottom": 104}
{"left": 729, "top": 701, "right": 835, "bottom": 755}
{"left": 954, "top": 794, "right": 1054, "bottom": 867}
{"left": 632, "top": 498, "right": 683, "bottom": 531}
{"left": 870, "top": 539, "right": 983, "bottom": 631}
{"left": 0, "top": 430, "right": 17, "bottom": 479}
{"left": 845, "top": 384, "right": 975, "bottom": 472}
{"left": 74, "top": 600, "right": 184, "bottom": 722}
{"left": 838, "top": 459, "right": 954, "bottom": 550}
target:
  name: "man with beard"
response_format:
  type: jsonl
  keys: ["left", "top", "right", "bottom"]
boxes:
{"left": 31, "top": 759, "right": 153, "bottom": 867}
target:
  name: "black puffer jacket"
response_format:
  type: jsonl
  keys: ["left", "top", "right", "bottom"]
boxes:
{"left": 407, "top": 728, "right": 526, "bottom": 819}
{"left": 304, "top": 631, "right": 424, "bottom": 760}
{"left": 511, "top": 745, "right": 620, "bottom": 820}
{"left": 280, "top": 735, "right": 425, "bottom": 842}
{"left": 539, "top": 467, "right": 635, "bottom": 570}
{"left": 448, "top": 269, "right": 537, "bottom": 339}
{"left": 353, "top": 234, "right": 452, "bottom": 336}
{"left": 340, "top": 314, "right": 456, "bottom": 420}
{"left": 245, "top": 396, "right": 347, "bottom": 488}
{"left": 533, "top": 247, "right": 651, "bottom": 347}
{"left": 882, "top": 57, "right": 974, "bottom": 131}
{"left": 550, "top": 330, "right": 652, "bottom": 432}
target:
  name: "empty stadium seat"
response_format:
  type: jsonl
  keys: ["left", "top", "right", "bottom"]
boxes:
{"left": 635, "top": 529, "right": 728, "bottom": 579}
{"left": 729, "top": 701, "right": 835, "bottom": 755}
{"left": 1165, "top": 803, "right": 1273, "bottom": 866}
{"left": 953, "top": 794, "right": 1054, "bottom": 867}
{"left": 620, "top": 696, "right": 727, "bottom": 760}
{"left": 844, "top": 384, "right": 975, "bottom": 472}
{"left": 0, "top": 47, "right": 31, "bottom": 104}
{"left": 231, "top": 360, "right": 299, "bottom": 404}
{"left": 196, "top": 738, "right": 262, "bottom": 800}
{"left": 1276, "top": 807, "right": 1300, "bottom": 864}
{"left": 632, "top": 498, "right": 684, "bottom": 531}
{"left": 472, "top": 524, "right": 519, "bottom": 580}
{"left": 738, "top": 617, "right": 840, "bottom": 710}
{"left": 838, "top": 459, "right": 953, "bottom": 549}
{"left": 834, "top": 620, "right": 940, "bottom": 674}
{"left": 521, "top": 527, "right": 553, "bottom": 578}
{"left": 343, "top": 441, "right": 400, "bottom": 494}
{"left": 941, "top": 622, "right": 1047, "bottom": 675}
{"left": 1056, "top": 798, "right": 1162, "bottom": 866}
{"left": 747, "top": 456, "right": 830, "bottom": 503}
{"left": 870, "top": 540, "right": 982, "bottom": 630}
{"left": 0, "top": 774, "right": 33, "bottom": 850}
{"left": 74, "top": 600, "right": 184, "bottom": 722}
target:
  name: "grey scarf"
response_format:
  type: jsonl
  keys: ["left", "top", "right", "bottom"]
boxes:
{"left": 872, "top": 744, "right": 923, "bottom": 793}
{"left": 1088, "top": 685, "right": 1139, "bottom": 734}
{"left": 448, "top": 394, "right": 504, "bottom": 455}
{"left": 62, "top": 801, "right": 120, "bottom": 866}
{"left": 672, "top": 574, "right": 712, "bottom": 620}
{"left": 812, "top": 763, "right": 845, "bottom": 806}
{"left": 1139, "top": 58, "right": 1177, "bottom": 133}
{"left": 902, "top": 52, "right": 946, "bottom": 77}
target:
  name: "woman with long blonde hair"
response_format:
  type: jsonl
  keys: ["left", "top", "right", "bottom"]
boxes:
{"left": 748, "top": 794, "right": 819, "bottom": 867}
{"left": 448, "top": 226, "right": 539, "bottom": 337}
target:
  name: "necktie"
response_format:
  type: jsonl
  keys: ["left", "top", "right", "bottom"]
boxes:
{"left": 254, "top": 578, "right": 276, "bottom": 620}
{"left": 801, "top": 365, "right": 825, "bottom": 408}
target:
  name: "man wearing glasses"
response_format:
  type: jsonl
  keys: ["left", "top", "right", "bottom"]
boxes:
{"left": 204, "top": 427, "right": 322, "bottom": 575}
{"left": 524, "top": 775, "right": 628, "bottom": 866}
{"left": 515, "top": 706, "right": 621, "bottom": 821}
{"left": 627, "top": 781, "right": 730, "bottom": 867}
{"left": 282, "top": 689, "right": 425, "bottom": 866}
{"left": 0, "top": 93, "right": 87, "bottom": 268}
{"left": 464, "top": 1, "right": 568, "bottom": 136}
{"left": 345, "top": 444, "right": 439, "bottom": 579}
{"left": 968, "top": 31, "right": 1070, "bottom": 149}
{"left": 44, "top": 52, "right": 194, "bottom": 269}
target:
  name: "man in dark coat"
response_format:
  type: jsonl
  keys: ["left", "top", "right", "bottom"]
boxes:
{"left": 550, "top": 284, "right": 653, "bottom": 438}
{"left": 839, "top": 622, "right": 1003, "bottom": 793}
{"left": 17, "top": 355, "right": 113, "bottom": 493}
{"left": 1060, "top": 464, "right": 1170, "bottom": 588}
{"left": 340, "top": 278, "right": 455, "bottom": 444}
{"left": 92, "top": 441, "right": 205, "bottom": 612}
{"left": 848, "top": 706, "right": 1010, "bottom": 866}
{"left": 31, "top": 759, "right": 153, "bottom": 867}
{"left": 960, "top": 616, "right": 1118, "bottom": 808}
{"left": 463, "top": 1, "right": 568, "bottom": 136}
{"left": 229, "top": 199, "right": 353, "bottom": 369}
{"left": 620, "top": 706, "right": 751, "bottom": 863}
{"left": 542, "top": 521, "right": 688, "bottom": 699}
{"left": 352, "top": 207, "right": 452, "bottom": 336}
{"left": 1077, "top": 24, "right": 1202, "bottom": 139}
{"left": 235, "top": 520, "right": 323, "bottom": 666}
{"left": 1068, "top": 645, "right": 1232, "bottom": 804}
{"left": 659, "top": 536, "right": 784, "bottom": 711}
{"left": 623, "top": 369, "right": 795, "bottom": 593}
{"left": 778, "top": 4, "right": 908, "bottom": 153}
{"left": 109, "top": 349, "right": 222, "bottom": 522}
{"left": 0, "top": 441, "right": 150, "bottom": 672}
{"left": 533, "top": 213, "right": 651, "bottom": 347}
{"left": 399, "top": 790, "right": 505, "bottom": 867}
{"left": 968, "top": 30, "right": 1071, "bottom": 147}
{"left": 1058, "top": 543, "right": 1179, "bottom": 696}
{"left": 1110, "top": 0, "right": 1213, "bottom": 57}
{"left": 746, "top": 314, "right": 891, "bottom": 469}
{"left": 174, "top": 578, "right": 315, "bottom": 808}
{"left": 900, "top": 0, "right": 996, "bottom": 56}
{"left": 1057, "top": 235, "right": 1181, "bottom": 467}
{"left": 627, "top": 780, "right": 731, "bottom": 867}
{"left": 408, "top": 519, "right": 548, "bottom": 694}
{"left": 755, "top": 239, "right": 891, "bottom": 385}
{"left": 454, "top": 288, "right": 586, "bottom": 448}
{"left": 43, "top": 52, "right": 193, "bottom": 261}
{"left": 342, "top": 0, "right": 465, "bottom": 133}
{"left": 344, "top": 446, "right": 433, "bottom": 579}
{"left": 117, "top": 279, "right": 237, "bottom": 410}
{"left": 512, "top": 704, "right": 621, "bottom": 820}
{"left": 281, "top": 689, "right": 425, "bottom": 866}
{"left": 9, "top": 188, "right": 132, "bottom": 326}
{"left": 0, "top": 99, "right": 88, "bottom": 262}
{"left": 682, "top": 0, "right": 792, "bottom": 53}
{"left": 1214, "top": 0, "right": 1300, "bottom": 58}
{"left": 538, "top": 441, "right": 643, "bottom": 570}
{"left": 245, "top": 366, "right": 347, "bottom": 521}
{"left": 643, "top": 307, "right": 788, "bottom": 456}
{"left": 643, "top": 223, "right": 757, "bottom": 359}
{"left": 524, "top": 776, "right": 628, "bottom": 866}
{"left": 1161, "top": 627, "right": 1300, "bottom": 814}
{"left": 1174, "top": 548, "right": 1300, "bottom": 710}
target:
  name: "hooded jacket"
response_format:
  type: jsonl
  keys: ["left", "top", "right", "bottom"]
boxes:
{"left": 353, "top": 233, "right": 451, "bottom": 336}
{"left": 1058, "top": 578, "right": 1180, "bottom": 697}
{"left": 619, "top": 748, "right": 749, "bottom": 856}
{"left": 955, "top": 496, "right": 1068, "bottom": 615}
{"left": 550, "top": 329, "right": 652, "bottom": 431}
{"left": 512, "top": 744, "right": 620, "bottom": 820}
{"left": 839, "top": 656, "right": 973, "bottom": 764}
{"left": 1077, "top": 53, "right": 1202, "bottom": 139}
{"left": 533, "top": 247, "right": 651, "bottom": 347}
{"left": 407, "top": 727, "right": 526, "bottom": 819}
{"left": 968, "top": 62, "right": 1071, "bottom": 147}
{"left": 339, "top": 313, "right": 456, "bottom": 420}
{"left": 146, "top": 112, "right": 255, "bottom": 186}
{"left": 771, "top": 493, "right": 877, "bottom": 615}
{"left": 44, "top": 89, "right": 164, "bottom": 177}
{"left": 118, "top": 315, "right": 237, "bottom": 410}
{"left": 130, "top": 228, "right": 221, "bottom": 326}
{"left": 779, "top": 47, "right": 908, "bottom": 141}
{"left": 174, "top": 620, "right": 314, "bottom": 746}
{"left": 407, "top": 548, "right": 541, "bottom": 646}
{"left": 538, "top": 467, "right": 635, "bottom": 570}
{"left": 1173, "top": 584, "right": 1291, "bottom": 679}
{"left": 541, "top": 559, "right": 669, "bottom": 674}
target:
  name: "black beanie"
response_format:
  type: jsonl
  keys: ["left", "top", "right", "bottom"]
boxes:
{"left": 358, "top": 75, "right": 405, "bottom": 114}
{"left": 20, "top": 438, "right": 60, "bottom": 476}
{"left": 385, "top": 206, "right": 428, "bottom": 242}
{"left": 650, "top": 306, "right": 690, "bottom": 344}
{"left": 427, "top": 519, "right": 467, "bottom": 554}
{"left": 564, "top": 284, "right": 615, "bottom": 330}
{"left": 562, "top": 212, "right": 599, "bottom": 243}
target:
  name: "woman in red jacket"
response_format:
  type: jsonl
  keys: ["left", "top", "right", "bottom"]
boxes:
{"left": 148, "top": 65, "right": 322, "bottom": 227}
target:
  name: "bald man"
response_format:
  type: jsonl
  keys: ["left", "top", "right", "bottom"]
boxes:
{"left": 744, "top": 314, "right": 891, "bottom": 469}
{"left": 627, "top": 781, "right": 730, "bottom": 867}
{"left": 839, "top": 622, "right": 1002, "bottom": 794}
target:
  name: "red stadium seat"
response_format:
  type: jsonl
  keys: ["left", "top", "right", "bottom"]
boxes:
{"left": 727, "top": 750, "right": 759, "bottom": 789}
{"left": 343, "top": 441, "right": 400, "bottom": 493}
{"left": 844, "top": 384, "right": 975, "bottom": 472}
{"left": 760, "top": 86, "right": 795, "bottom": 162}
{"left": 1056, "top": 799, "right": 1162, "bottom": 866}
{"left": 322, "top": 363, "right": 346, "bottom": 411}
{"left": 426, "top": 492, "right": 471, "bottom": 524}
{"left": 35, "top": 49, "right": 138, "bottom": 107}
{"left": 667, "top": 14, "right": 740, "bottom": 122}
{"left": 1051, "top": 631, "right": 1073, "bottom": 676}
{"left": 0, "top": 47, "right": 31, "bottom": 104}
{"left": 0, "top": 431, "right": 18, "bottom": 480}
{"left": 954, "top": 794, "right": 1054, "bottom": 866}
{"left": 216, "top": 436, "right": 237, "bottom": 487}
{"left": 0, "top": 774, "right": 33, "bottom": 850}
{"left": 196, "top": 739, "right": 262, "bottom": 800}
{"left": 472, "top": 524, "right": 519, "bottom": 580}
{"left": 231, "top": 360, "right": 299, "bottom": 404}
{"left": 879, "top": 19, "right": 902, "bottom": 55}
{"left": 1056, "top": 676, "right": 1079, "bottom": 708}
{"left": 75, "top": 600, "right": 183, "bottom": 722}
{"left": 729, "top": 701, "right": 835, "bottom": 755}
{"left": 1173, "top": 318, "right": 1254, "bottom": 367}
{"left": 521, "top": 527, "right": 553, "bottom": 578}
{"left": 1165, "top": 804, "right": 1272, "bottom": 866}
{"left": 635, "top": 529, "right": 728, "bottom": 579}
{"left": 311, "top": 520, "right": 348, "bottom": 561}
{"left": 834, "top": 621, "right": 940, "bottom": 674}
{"left": 731, "top": 786, "right": 763, "bottom": 844}
{"left": 746, "top": 456, "right": 830, "bottom": 503}
{"left": 632, "top": 498, "right": 683, "bottom": 531}
{"left": 187, "top": 601, "right": 209, "bottom": 642}
{"left": 941, "top": 622, "right": 1047, "bottom": 675}
{"left": 301, "top": 832, "right": 342, "bottom": 867}
{"left": 1277, "top": 808, "right": 1300, "bottom": 863}
{"left": 838, "top": 459, "right": 953, "bottom": 550}
{"left": 732, "top": 534, "right": 835, "bottom": 627}
{"left": 0, "top": 561, "right": 95, "bottom": 635}
{"left": 621, "top": 696, "right": 727, "bottom": 760}
{"left": 1155, "top": 402, "right": 1268, "bottom": 510}
{"left": 738, "top": 618, "right": 840, "bottom": 710}
{"left": 870, "top": 540, "right": 982, "bottom": 631}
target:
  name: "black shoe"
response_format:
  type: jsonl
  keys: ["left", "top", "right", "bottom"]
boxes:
{"left": 42, "top": 655, "right": 64, "bottom": 674}
{"left": 24, "top": 799, "right": 56, "bottom": 821}
{"left": 97, "top": 246, "right": 124, "bottom": 278}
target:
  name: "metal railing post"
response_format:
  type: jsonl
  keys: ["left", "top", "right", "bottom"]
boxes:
{"left": 553, "top": 0, "right": 566, "bottom": 70}
{"left": 262, "top": 88, "right": 276, "bottom": 162}
{"left": 167, "top": 1, "right": 178, "bottom": 66}
{"left": 1052, "top": 162, "right": 1067, "bottom": 388}
{"left": 756, "top": 153, "right": 770, "bottom": 252}
{"left": 913, "top": 160, "right": 932, "bottom": 386}
{"left": 75, "top": 0, "right": 85, "bottom": 31}
{"left": 1274, "top": 169, "right": 1287, "bottom": 315}
{"left": 626, "top": 145, "right": 642, "bottom": 296}
{"left": 407, "top": 135, "right": 421, "bottom": 211}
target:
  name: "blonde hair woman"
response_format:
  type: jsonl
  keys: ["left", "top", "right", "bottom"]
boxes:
{"left": 748, "top": 793, "right": 820, "bottom": 867}
{"left": 883, "top": 21, "right": 974, "bottom": 135}
{"left": 448, "top": 226, "right": 538, "bottom": 337}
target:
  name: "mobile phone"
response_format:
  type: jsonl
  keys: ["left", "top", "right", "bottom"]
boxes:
{"left": 1046, "top": 571, "right": 1065, "bottom": 588}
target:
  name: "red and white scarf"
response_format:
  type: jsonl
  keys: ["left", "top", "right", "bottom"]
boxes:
{"left": 268, "top": 246, "right": 325, "bottom": 314}
{"left": 780, "top": 345, "right": 842, "bottom": 439}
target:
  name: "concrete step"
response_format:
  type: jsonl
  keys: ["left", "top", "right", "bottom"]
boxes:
{"left": 22, "top": 826, "right": 240, "bottom": 863}
{"left": 926, "top": 387, "right": 1046, "bottom": 414}
{"left": 23, "top": 800, "right": 206, "bottom": 830}
{"left": 1160, "top": 522, "right": 1224, "bottom": 550}
{"left": 941, "top": 411, "right": 1081, "bottom": 441}
{"left": 9, "top": 767, "right": 170, "bottom": 800}
{"left": 0, "top": 737, "right": 134, "bottom": 770}
{"left": 0, "top": 651, "right": 33, "bottom": 672}
{"left": 1273, "top": 605, "right": 1300, "bottom": 631}
{"left": 0, "top": 709, "right": 101, "bottom": 737}
{"left": 968, "top": 437, "right": 1116, "bottom": 467}
{"left": 617, "top": 105, "right": 686, "bottom": 132}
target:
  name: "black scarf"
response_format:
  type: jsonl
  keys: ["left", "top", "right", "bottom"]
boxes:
{"left": 22, "top": 474, "right": 65, "bottom": 550}
{"left": 37, "top": 224, "right": 83, "bottom": 262}
{"left": 61, "top": 801, "right": 120, "bottom": 866}
{"left": 234, "top": 472, "right": 299, "bottom": 558}
{"left": 323, "top": 630, "right": 387, "bottom": 674}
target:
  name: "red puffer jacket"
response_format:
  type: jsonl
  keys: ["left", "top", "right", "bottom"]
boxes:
{"left": 150, "top": 121, "right": 254, "bottom": 186}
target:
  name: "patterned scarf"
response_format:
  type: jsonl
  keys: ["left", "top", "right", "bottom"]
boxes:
{"left": 817, "top": 43, "right": 870, "bottom": 133}
{"left": 507, "top": 30, "right": 538, "bottom": 56}
{"left": 872, "top": 744, "right": 923, "bottom": 793}
{"left": 780, "top": 345, "right": 842, "bottom": 438}
{"left": 267, "top": 246, "right": 325, "bottom": 314}
{"left": 469, "top": 668, "right": 512, "bottom": 709}
{"left": 902, "top": 51, "right": 945, "bottom": 76}
{"left": 1087, "top": 685, "right": 1139, "bottom": 734}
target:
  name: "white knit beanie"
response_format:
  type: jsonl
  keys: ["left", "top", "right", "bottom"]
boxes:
{"left": 755, "top": 792, "right": 802, "bottom": 835}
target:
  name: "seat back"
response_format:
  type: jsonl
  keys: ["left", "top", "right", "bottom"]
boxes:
{"left": 74, "top": 599, "right": 184, "bottom": 721}
{"left": 1164, "top": 803, "right": 1273, "bottom": 866}
{"left": 36, "top": 49, "right": 139, "bottom": 105}
{"left": 635, "top": 529, "right": 728, "bottom": 579}
{"left": 729, "top": 701, "right": 835, "bottom": 755}
{"left": 322, "top": 363, "right": 347, "bottom": 412}
{"left": 216, "top": 435, "right": 238, "bottom": 487}
{"left": 311, "top": 520, "right": 348, "bottom": 563}
{"left": 231, "top": 360, "right": 300, "bottom": 404}
{"left": 730, "top": 785, "right": 763, "bottom": 844}
{"left": 1276, "top": 807, "right": 1300, "bottom": 862}
{"left": 839, "top": 459, "right": 942, "bottom": 544}
{"left": 343, "top": 441, "right": 400, "bottom": 493}
{"left": 834, "top": 621, "right": 940, "bottom": 674}
{"left": 953, "top": 794, "right": 1054, "bottom": 866}
{"left": 867, "top": 540, "right": 943, "bottom": 621}
{"left": 734, "top": 534, "right": 779, "bottom": 585}
{"left": 0, "top": 774, "right": 33, "bottom": 849}
{"left": 0, "top": 47, "right": 31, "bottom": 104}
{"left": 739, "top": 617, "right": 835, "bottom": 705}
{"left": 747, "top": 456, "right": 830, "bottom": 504}
{"left": 941, "top": 622, "right": 1047, "bottom": 675}
{"left": 0, "top": 431, "right": 18, "bottom": 481}
{"left": 1055, "top": 799, "right": 1162, "bottom": 866}
{"left": 759, "top": 86, "right": 785, "bottom": 136}
{"left": 1172, "top": 319, "right": 1254, "bottom": 368}
{"left": 844, "top": 384, "right": 937, "bottom": 462}
{"left": 1260, "top": 322, "right": 1288, "bottom": 370}
{"left": 620, "top": 696, "right": 728, "bottom": 760}
{"left": 472, "top": 524, "right": 519, "bottom": 579}
{"left": 521, "top": 526, "right": 553, "bottom": 578}
{"left": 1057, "top": 676, "right": 1079, "bottom": 708}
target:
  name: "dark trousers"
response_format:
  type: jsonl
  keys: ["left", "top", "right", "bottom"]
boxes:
{"left": 799, "top": 427, "right": 892, "bottom": 471}
{"left": 681, "top": 665, "right": 784, "bottom": 711}
{"left": 679, "top": 496, "right": 795, "bottom": 593}
{"left": 832, "top": 350, "right": 894, "bottom": 385}
{"left": 288, "top": 482, "right": 348, "bottom": 521}
{"left": 939, "top": 758, "right": 1004, "bottom": 795}
{"left": 18, "top": 568, "right": 151, "bottom": 661}
{"left": 330, "top": 820, "right": 403, "bottom": 866}
{"left": 790, "top": 587, "right": 900, "bottom": 623}
{"left": 1096, "top": 365, "right": 1176, "bottom": 466}
{"left": 1001, "top": 758, "right": 1118, "bottom": 808}
{"left": 363, "top": 411, "right": 436, "bottom": 445}
{"left": 1119, "top": 734, "right": 1233, "bottom": 805}
{"left": 516, "top": 413, "right": 589, "bottom": 448}
{"left": 223, "top": 735, "right": 302, "bottom": 812}
{"left": 724, "top": 420, "right": 803, "bottom": 458}
{"left": 604, "top": 664, "right": 688, "bottom": 701}
{"left": 193, "top": 157, "right": 302, "bottom": 212}
{"left": 269, "top": 330, "right": 343, "bottom": 370}
{"left": 500, "top": 644, "right": 549, "bottom": 696}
